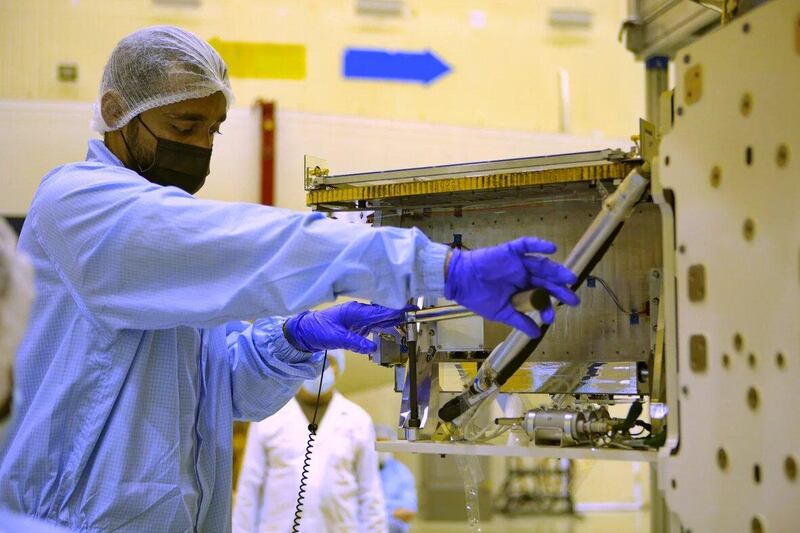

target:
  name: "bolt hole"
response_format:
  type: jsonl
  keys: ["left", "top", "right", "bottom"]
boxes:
{"left": 743, "top": 22, "right": 751, "bottom": 33}
{"left": 683, "top": 54, "right": 690, "bottom": 64}
{"left": 710, "top": 166, "right": 721, "bottom": 188}
{"left": 785, "top": 456, "right": 797, "bottom": 481}
{"left": 776, "top": 352, "right": 786, "bottom": 370}
{"left": 746, "top": 146, "right": 754, "bottom": 166}
{"left": 734, "top": 333, "right": 744, "bottom": 352}
{"left": 748, "top": 353, "right": 757, "bottom": 368}
{"left": 751, "top": 516, "right": 764, "bottom": 533}
{"left": 671, "top": 478, "right": 677, "bottom": 489}
{"left": 753, "top": 463, "right": 762, "bottom": 484}
{"left": 743, "top": 218, "right": 755, "bottom": 241}
{"left": 677, "top": 106, "right": 684, "bottom": 116}
{"left": 740, "top": 93, "right": 753, "bottom": 116}
{"left": 717, "top": 448, "right": 729, "bottom": 471}
{"left": 747, "top": 387, "right": 760, "bottom": 411}
{"left": 678, "top": 244, "right": 686, "bottom": 254}
{"left": 776, "top": 144, "right": 789, "bottom": 167}
{"left": 664, "top": 155, "right": 670, "bottom": 166}
{"left": 682, "top": 385, "right": 689, "bottom": 398}
{"left": 722, "top": 353, "right": 731, "bottom": 369}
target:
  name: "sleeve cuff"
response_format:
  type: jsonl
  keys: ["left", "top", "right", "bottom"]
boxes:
{"left": 252, "top": 317, "right": 326, "bottom": 379}
{"left": 419, "top": 242, "right": 448, "bottom": 296}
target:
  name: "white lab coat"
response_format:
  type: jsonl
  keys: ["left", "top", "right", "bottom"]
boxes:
{"left": 233, "top": 393, "right": 388, "bottom": 533}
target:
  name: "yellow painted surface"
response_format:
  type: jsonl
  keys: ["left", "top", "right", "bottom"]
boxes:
{"left": 0, "top": 0, "right": 643, "bottom": 138}
{"left": 208, "top": 37, "right": 306, "bottom": 80}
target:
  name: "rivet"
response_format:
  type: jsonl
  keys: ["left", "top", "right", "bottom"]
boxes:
{"left": 671, "top": 478, "right": 677, "bottom": 489}
{"left": 722, "top": 353, "right": 731, "bottom": 369}
{"left": 748, "top": 352, "right": 757, "bottom": 368}
{"left": 745, "top": 146, "right": 754, "bottom": 166}
{"left": 665, "top": 155, "right": 671, "bottom": 166}
{"left": 683, "top": 54, "right": 691, "bottom": 64}
{"left": 751, "top": 516, "right": 764, "bottom": 533}
{"left": 753, "top": 463, "right": 762, "bottom": 484}
{"left": 776, "top": 352, "right": 786, "bottom": 370}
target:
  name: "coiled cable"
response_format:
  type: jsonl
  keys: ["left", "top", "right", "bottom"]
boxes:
{"left": 291, "top": 352, "right": 328, "bottom": 533}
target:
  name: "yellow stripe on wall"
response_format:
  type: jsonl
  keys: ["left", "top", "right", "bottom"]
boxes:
{"left": 208, "top": 37, "right": 306, "bottom": 80}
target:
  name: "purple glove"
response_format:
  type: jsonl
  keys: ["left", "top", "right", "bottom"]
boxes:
{"left": 444, "top": 237, "right": 579, "bottom": 338}
{"left": 284, "top": 301, "right": 415, "bottom": 354}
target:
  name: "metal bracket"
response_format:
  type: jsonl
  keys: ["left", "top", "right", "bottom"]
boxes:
{"left": 303, "top": 155, "right": 330, "bottom": 190}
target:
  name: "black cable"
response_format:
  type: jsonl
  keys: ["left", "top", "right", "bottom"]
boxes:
{"left": 588, "top": 275, "right": 638, "bottom": 315}
{"left": 292, "top": 352, "right": 328, "bottom": 533}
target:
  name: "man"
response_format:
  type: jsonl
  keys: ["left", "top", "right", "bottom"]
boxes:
{"left": 375, "top": 425, "right": 417, "bottom": 533}
{"left": 0, "top": 26, "right": 579, "bottom": 532}
{"left": 233, "top": 350, "right": 384, "bottom": 532}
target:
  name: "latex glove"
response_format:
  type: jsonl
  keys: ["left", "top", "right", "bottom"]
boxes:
{"left": 284, "top": 301, "right": 414, "bottom": 354}
{"left": 444, "top": 237, "right": 579, "bottom": 338}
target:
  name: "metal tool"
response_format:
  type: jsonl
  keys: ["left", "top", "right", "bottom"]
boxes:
{"left": 439, "top": 164, "right": 651, "bottom": 427}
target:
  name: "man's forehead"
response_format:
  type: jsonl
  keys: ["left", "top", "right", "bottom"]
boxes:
{"left": 155, "top": 92, "right": 227, "bottom": 122}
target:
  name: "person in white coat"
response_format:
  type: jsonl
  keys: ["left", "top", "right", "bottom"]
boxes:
{"left": 232, "top": 349, "right": 386, "bottom": 532}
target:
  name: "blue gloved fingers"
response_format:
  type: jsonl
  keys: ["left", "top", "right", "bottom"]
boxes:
{"left": 529, "top": 276, "right": 581, "bottom": 307}
{"left": 522, "top": 256, "right": 577, "bottom": 285}
{"left": 539, "top": 303, "right": 556, "bottom": 325}
{"left": 501, "top": 308, "right": 543, "bottom": 338}
{"left": 508, "top": 237, "right": 558, "bottom": 256}
{"left": 329, "top": 323, "right": 378, "bottom": 354}
{"left": 341, "top": 302, "right": 414, "bottom": 335}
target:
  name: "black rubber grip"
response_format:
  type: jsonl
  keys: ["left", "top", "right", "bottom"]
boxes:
{"left": 437, "top": 384, "right": 478, "bottom": 422}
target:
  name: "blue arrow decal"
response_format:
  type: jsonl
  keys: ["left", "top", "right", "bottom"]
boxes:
{"left": 343, "top": 48, "right": 451, "bottom": 85}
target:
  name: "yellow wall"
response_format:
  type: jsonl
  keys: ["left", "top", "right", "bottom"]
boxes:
{"left": 1, "top": 0, "right": 643, "bottom": 138}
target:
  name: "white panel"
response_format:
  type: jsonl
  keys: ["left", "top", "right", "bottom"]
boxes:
{"left": 1, "top": 100, "right": 628, "bottom": 215}
{"left": 274, "top": 110, "right": 629, "bottom": 210}
{"left": 0, "top": 101, "right": 261, "bottom": 214}
{"left": 1, "top": 101, "right": 92, "bottom": 215}
{"left": 657, "top": 1, "right": 800, "bottom": 531}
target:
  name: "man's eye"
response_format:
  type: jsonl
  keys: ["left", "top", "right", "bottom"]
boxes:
{"left": 171, "top": 124, "right": 193, "bottom": 135}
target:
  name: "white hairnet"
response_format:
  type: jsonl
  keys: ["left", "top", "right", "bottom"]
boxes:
{"left": 91, "top": 25, "right": 234, "bottom": 133}
{"left": 327, "top": 349, "right": 346, "bottom": 373}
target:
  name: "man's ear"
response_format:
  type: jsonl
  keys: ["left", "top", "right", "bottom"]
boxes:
{"left": 100, "top": 91, "right": 127, "bottom": 129}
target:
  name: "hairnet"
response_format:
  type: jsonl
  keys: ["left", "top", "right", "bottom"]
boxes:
{"left": 91, "top": 25, "right": 234, "bottom": 133}
{"left": 327, "top": 349, "right": 346, "bottom": 373}
{"left": 374, "top": 424, "right": 396, "bottom": 441}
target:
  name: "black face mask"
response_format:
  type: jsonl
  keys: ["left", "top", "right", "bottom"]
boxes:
{"left": 121, "top": 116, "right": 212, "bottom": 194}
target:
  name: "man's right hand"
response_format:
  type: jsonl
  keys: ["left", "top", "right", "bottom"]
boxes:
{"left": 444, "top": 237, "right": 579, "bottom": 338}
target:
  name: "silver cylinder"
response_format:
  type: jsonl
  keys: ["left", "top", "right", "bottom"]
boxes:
{"left": 473, "top": 167, "right": 650, "bottom": 393}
